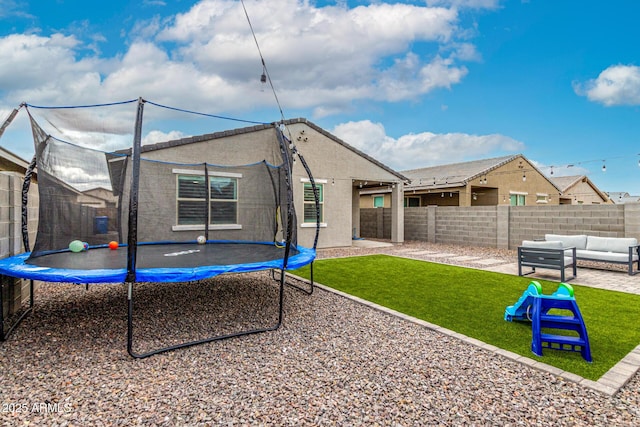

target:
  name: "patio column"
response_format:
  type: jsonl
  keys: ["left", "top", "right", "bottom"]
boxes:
{"left": 352, "top": 186, "right": 360, "bottom": 239}
{"left": 391, "top": 182, "right": 404, "bottom": 244}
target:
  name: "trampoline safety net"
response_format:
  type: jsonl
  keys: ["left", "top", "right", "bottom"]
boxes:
{"left": 17, "top": 99, "right": 315, "bottom": 283}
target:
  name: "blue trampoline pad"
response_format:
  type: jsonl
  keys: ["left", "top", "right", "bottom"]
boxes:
{"left": 0, "top": 241, "right": 315, "bottom": 283}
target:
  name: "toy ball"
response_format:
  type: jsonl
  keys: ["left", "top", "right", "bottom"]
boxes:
{"left": 108, "top": 241, "right": 119, "bottom": 250}
{"left": 196, "top": 235, "right": 206, "bottom": 245}
{"left": 83, "top": 242, "right": 89, "bottom": 251}
{"left": 69, "top": 240, "right": 85, "bottom": 253}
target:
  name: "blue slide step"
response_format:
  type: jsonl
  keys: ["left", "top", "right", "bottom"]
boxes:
{"left": 540, "top": 333, "right": 586, "bottom": 346}
{"left": 531, "top": 295, "right": 592, "bottom": 362}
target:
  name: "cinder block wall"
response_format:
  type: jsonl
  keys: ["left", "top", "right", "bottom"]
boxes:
{"left": 404, "top": 207, "right": 428, "bottom": 241}
{"left": 435, "top": 206, "right": 498, "bottom": 247}
{"left": 361, "top": 203, "right": 639, "bottom": 249}
{"left": 360, "top": 208, "right": 383, "bottom": 238}
{"left": 1, "top": 171, "right": 38, "bottom": 320}
{"left": 508, "top": 205, "right": 626, "bottom": 248}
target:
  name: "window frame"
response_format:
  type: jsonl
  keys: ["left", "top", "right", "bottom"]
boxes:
{"left": 509, "top": 191, "right": 527, "bottom": 206}
{"left": 301, "top": 178, "right": 327, "bottom": 228}
{"left": 536, "top": 193, "right": 549, "bottom": 204}
{"left": 172, "top": 169, "right": 242, "bottom": 231}
{"left": 404, "top": 196, "right": 420, "bottom": 207}
{"left": 373, "top": 195, "right": 385, "bottom": 208}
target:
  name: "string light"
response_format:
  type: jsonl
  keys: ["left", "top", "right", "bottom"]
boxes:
{"left": 601, "top": 161, "right": 606, "bottom": 172}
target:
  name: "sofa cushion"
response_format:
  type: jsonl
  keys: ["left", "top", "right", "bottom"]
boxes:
{"left": 585, "top": 236, "right": 638, "bottom": 254}
{"left": 577, "top": 249, "right": 638, "bottom": 263}
{"left": 545, "top": 234, "right": 587, "bottom": 250}
{"left": 522, "top": 240, "right": 563, "bottom": 249}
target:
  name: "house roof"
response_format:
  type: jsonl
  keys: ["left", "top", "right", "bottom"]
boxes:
{"left": 607, "top": 191, "right": 630, "bottom": 199}
{"left": 0, "top": 145, "right": 32, "bottom": 173}
{"left": 137, "top": 118, "right": 409, "bottom": 183}
{"left": 549, "top": 175, "right": 584, "bottom": 192}
{"left": 550, "top": 175, "right": 610, "bottom": 202}
{"left": 607, "top": 192, "right": 640, "bottom": 204}
{"left": 402, "top": 154, "right": 545, "bottom": 189}
{"left": 403, "top": 154, "right": 518, "bottom": 187}
{"left": 286, "top": 118, "right": 409, "bottom": 183}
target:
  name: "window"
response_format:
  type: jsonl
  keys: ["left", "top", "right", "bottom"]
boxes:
{"left": 373, "top": 196, "right": 384, "bottom": 208}
{"left": 176, "top": 173, "right": 238, "bottom": 226}
{"left": 404, "top": 197, "right": 420, "bottom": 207}
{"left": 536, "top": 193, "right": 548, "bottom": 204}
{"left": 303, "top": 182, "right": 323, "bottom": 223}
{"left": 510, "top": 194, "right": 526, "bottom": 206}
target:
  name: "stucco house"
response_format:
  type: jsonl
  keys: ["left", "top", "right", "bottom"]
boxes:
{"left": 361, "top": 154, "right": 561, "bottom": 207}
{"left": 0, "top": 146, "right": 33, "bottom": 176}
{"left": 608, "top": 192, "right": 640, "bottom": 205}
{"left": 550, "top": 175, "right": 612, "bottom": 205}
{"left": 81, "top": 187, "right": 119, "bottom": 209}
{"left": 131, "top": 118, "right": 408, "bottom": 249}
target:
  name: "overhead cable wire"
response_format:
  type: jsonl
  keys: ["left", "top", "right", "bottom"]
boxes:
{"left": 25, "top": 99, "right": 138, "bottom": 109}
{"left": 240, "top": 0, "right": 288, "bottom": 129}
{"left": 144, "top": 99, "right": 269, "bottom": 125}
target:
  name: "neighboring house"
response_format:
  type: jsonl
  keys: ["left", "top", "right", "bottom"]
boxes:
{"left": 80, "top": 187, "right": 119, "bottom": 208}
{"left": 0, "top": 145, "right": 33, "bottom": 176}
{"left": 129, "top": 118, "right": 408, "bottom": 249}
{"left": 362, "top": 154, "right": 561, "bottom": 207}
{"left": 608, "top": 192, "right": 640, "bottom": 205}
{"left": 550, "top": 175, "right": 612, "bottom": 205}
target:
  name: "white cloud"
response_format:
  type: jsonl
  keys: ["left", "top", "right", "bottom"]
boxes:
{"left": 331, "top": 120, "right": 525, "bottom": 170}
{"left": 574, "top": 64, "right": 640, "bottom": 106}
{"left": 0, "top": 0, "right": 480, "bottom": 118}
{"left": 142, "top": 129, "right": 186, "bottom": 145}
{"left": 374, "top": 54, "right": 468, "bottom": 102}
{"left": 426, "top": 0, "right": 501, "bottom": 9}
{"left": 156, "top": 0, "right": 468, "bottom": 114}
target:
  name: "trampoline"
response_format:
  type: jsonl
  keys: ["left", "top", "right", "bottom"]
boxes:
{"left": 0, "top": 241, "right": 316, "bottom": 284}
{"left": 0, "top": 99, "right": 320, "bottom": 358}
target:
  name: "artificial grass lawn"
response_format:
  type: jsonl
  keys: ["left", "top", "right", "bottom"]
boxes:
{"left": 292, "top": 254, "right": 640, "bottom": 381}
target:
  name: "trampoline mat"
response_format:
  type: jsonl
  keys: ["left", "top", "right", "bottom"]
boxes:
{"left": 0, "top": 241, "right": 314, "bottom": 283}
{"left": 26, "top": 242, "right": 298, "bottom": 270}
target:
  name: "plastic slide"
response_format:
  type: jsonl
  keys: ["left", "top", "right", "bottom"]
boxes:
{"left": 504, "top": 281, "right": 574, "bottom": 321}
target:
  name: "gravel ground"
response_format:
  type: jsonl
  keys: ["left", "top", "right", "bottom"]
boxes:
{"left": 1, "top": 241, "right": 639, "bottom": 426}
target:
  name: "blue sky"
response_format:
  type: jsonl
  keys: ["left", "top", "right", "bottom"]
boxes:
{"left": 1, "top": 0, "right": 639, "bottom": 195}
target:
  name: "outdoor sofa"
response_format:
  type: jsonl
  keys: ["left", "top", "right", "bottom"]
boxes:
{"left": 542, "top": 234, "right": 639, "bottom": 276}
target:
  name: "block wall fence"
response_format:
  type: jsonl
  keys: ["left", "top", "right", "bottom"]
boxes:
{"left": 361, "top": 204, "right": 640, "bottom": 250}
{"left": 1, "top": 171, "right": 38, "bottom": 321}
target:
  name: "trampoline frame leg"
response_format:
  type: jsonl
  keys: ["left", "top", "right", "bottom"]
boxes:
{"left": 271, "top": 262, "right": 315, "bottom": 295}
{"left": 126, "top": 270, "right": 288, "bottom": 359}
{"left": 1, "top": 277, "right": 34, "bottom": 342}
